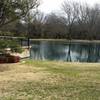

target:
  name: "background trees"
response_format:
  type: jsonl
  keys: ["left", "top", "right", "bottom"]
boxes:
{"left": 0, "top": 0, "right": 100, "bottom": 40}
{"left": 76, "top": 4, "right": 100, "bottom": 39}
{"left": 0, "top": 0, "right": 40, "bottom": 53}
{"left": 0, "top": 0, "right": 39, "bottom": 27}
{"left": 0, "top": 0, "right": 40, "bottom": 37}
{"left": 44, "top": 13, "right": 66, "bottom": 38}
{"left": 62, "top": 1, "right": 79, "bottom": 39}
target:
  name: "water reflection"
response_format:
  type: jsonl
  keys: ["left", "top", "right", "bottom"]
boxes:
{"left": 30, "top": 41, "right": 100, "bottom": 62}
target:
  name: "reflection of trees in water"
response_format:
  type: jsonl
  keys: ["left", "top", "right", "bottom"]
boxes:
{"left": 73, "top": 44, "right": 99, "bottom": 62}
{"left": 77, "top": 44, "right": 96, "bottom": 62}
{"left": 78, "top": 45, "right": 83, "bottom": 62}
{"left": 87, "top": 44, "right": 100, "bottom": 62}
{"left": 30, "top": 43, "right": 41, "bottom": 60}
{"left": 80, "top": 44, "right": 97, "bottom": 62}
{"left": 70, "top": 44, "right": 85, "bottom": 62}
{"left": 95, "top": 44, "right": 100, "bottom": 62}
{"left": 45, "top": 42, "right": 64, "bottom": 60}
{"left": 67, "top": 43, "right": 72, "bottom": 62}
{"left": 87, "top": 44, "right": 93, "bottom": 62}
{"left": 80, "top": 45, "right": 88, "bottom": 62}
{"left": 69, "top": 44, "right": 84, "bottom": 62}
{"left": 30, "top": 41, "right": 100, "bottom": 62}
{"left": 67, "top": 43, "right": 100, "bottom": 62}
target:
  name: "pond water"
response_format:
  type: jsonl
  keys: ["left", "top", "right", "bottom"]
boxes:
{"left": 30, "top": 41, "right": 100, "bottom": 62}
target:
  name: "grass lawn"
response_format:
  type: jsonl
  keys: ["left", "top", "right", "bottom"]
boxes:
{"left": 0, "top": 60, "right": 100, "bottom": 100}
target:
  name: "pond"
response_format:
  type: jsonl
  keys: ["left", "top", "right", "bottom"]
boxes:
{"left": 30, "top": 40, "right": 100, "bottom": 62}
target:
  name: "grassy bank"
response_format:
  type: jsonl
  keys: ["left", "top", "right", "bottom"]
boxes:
{"left": 0, "top": 60, "right": 100, "bottom": 100}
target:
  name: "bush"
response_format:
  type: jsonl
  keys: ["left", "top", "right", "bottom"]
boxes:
{"left": 0, "top": 40, "right": 23, "bottom": 53}
{"left": 9, "top": 41, "right": 23, "bottom": 53}
{"left": 0, "top": 31, "right": 15, "bottom": 36}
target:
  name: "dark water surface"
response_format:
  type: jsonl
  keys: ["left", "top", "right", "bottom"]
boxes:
{"left": 30, "top": 41, "right": 100, "bottom": 62}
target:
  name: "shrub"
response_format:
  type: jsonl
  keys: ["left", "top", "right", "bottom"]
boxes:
{"left": 0, "top": 40, "right": 23, "bottom": 53}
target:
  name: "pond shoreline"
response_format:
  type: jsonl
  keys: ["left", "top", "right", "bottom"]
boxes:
{"left": 30, "top": 39, "right": 100, "bottom": 43}
{"left": 0, "top": 36, "right": 100, "bottom": 43}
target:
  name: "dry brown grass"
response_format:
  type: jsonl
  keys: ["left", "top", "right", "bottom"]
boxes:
{"left": 0, "top": 61, "right": 100, "bottom": 100}
{"left": 0, "top": 63, "right": 49, "bottom": 82}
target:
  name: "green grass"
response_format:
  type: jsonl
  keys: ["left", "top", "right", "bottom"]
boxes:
{"left": 0, "top": 60, "right": 100, "bottom": 100}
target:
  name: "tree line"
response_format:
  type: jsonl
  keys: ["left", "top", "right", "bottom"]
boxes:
{"left": 0, "top": 0, "right": 100, "bottom": 40}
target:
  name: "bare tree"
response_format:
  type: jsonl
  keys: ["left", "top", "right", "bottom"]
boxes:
{"left": 33, "top": 11, "right": 46, "bottom": 38}
{"left": 62, "top": 0, "right": 79, "bottom": 39}
{"left": 62, "top": 1, "right": 80, "bottom": 61}
{"left": 22, "top": 0, "right": 40, "bottom": 49}
{"left": 77, "top": 3, "right": 100, "bottom": 39}
{"left": 44, "top": 13, "right": 67, "bottom": 38}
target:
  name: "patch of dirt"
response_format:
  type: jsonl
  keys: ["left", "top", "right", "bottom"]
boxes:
{"left": 0, "top": 64, "right": 10, "bottom": 72}
{"left": 0, "top": 72, "right": 49, "bottom": 82}
{"left": 0, "top": 64, "right": 50, "bottom": 82}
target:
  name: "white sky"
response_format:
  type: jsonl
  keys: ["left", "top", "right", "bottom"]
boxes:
{"left": 38, "top": 0, "right": 100, "bottom": 14}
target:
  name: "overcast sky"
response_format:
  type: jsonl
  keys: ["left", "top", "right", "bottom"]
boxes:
{"left": 38, "top": 0, "right": 100, "bottom": 14}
